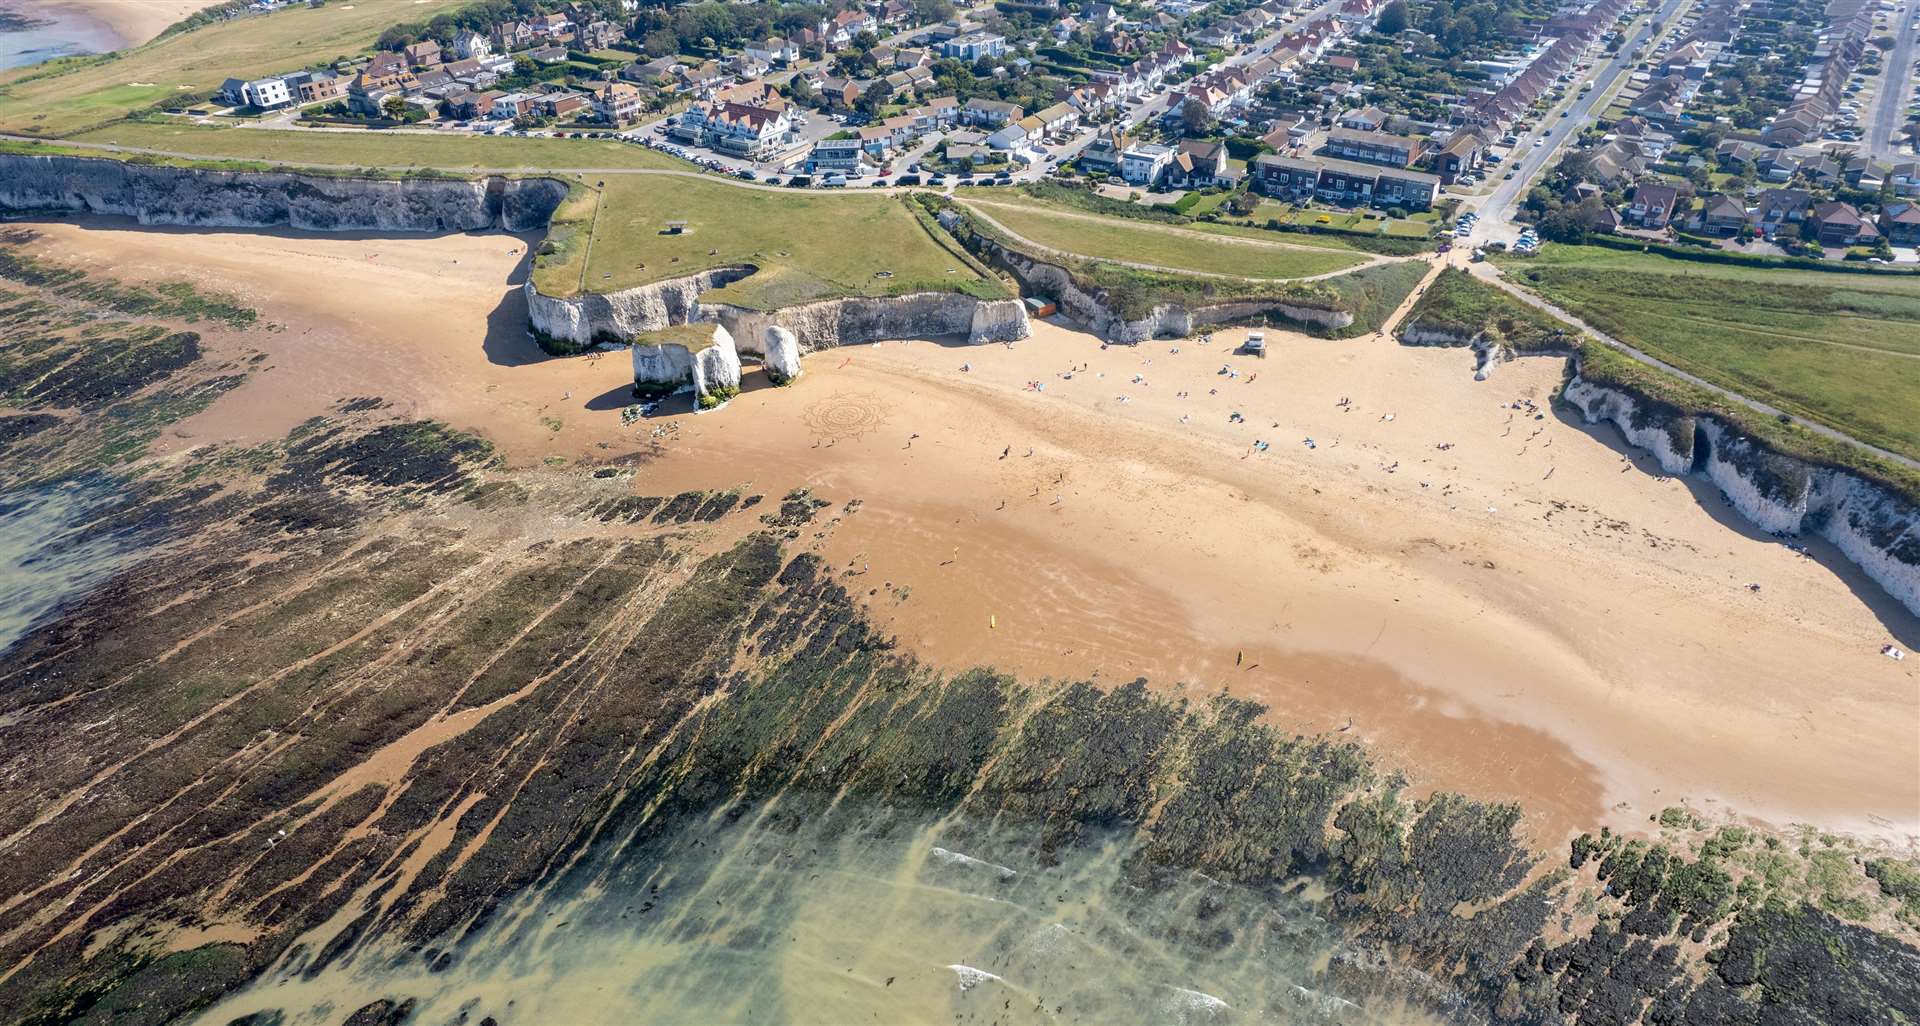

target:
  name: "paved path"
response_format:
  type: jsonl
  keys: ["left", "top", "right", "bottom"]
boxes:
{"left": 1472, "top": 262, "right": 1920, "bottom": 471}
{"left": 1870, "top": 3, "right": 1919, "bottom": 159}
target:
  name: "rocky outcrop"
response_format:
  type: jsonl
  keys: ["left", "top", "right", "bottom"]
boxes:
{"left": 525, "top": 268, "right": 753, "bottom": 348}
{"left": 1563, "top": 373, "right": 1920, "bottom": 616}
{"left": 978, "top": 241, "right": 1349, "bottom": 343}
{"left": 703, "top": 292, "right": 1029, "bottom": 350}
{"left": 0, "top": 153, "right": 566, "bottom": 232}
{"left": 760, "top": 327, "right": 802, "bottom": 384}
{"left": 631, "top": 324, "right": 741, "bottom": 401}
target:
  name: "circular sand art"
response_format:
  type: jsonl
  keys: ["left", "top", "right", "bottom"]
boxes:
{"left": 803, "top": 392, "right": 890, "bottom": 443}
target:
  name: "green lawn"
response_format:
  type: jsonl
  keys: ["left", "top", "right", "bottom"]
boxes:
{"left": 68, "top": 122, "right": 687, "bottom": 172}
{"left": 0, "top": 0, "right": 456, "bottom": 136}
{"left": 1501, "top": 247, "right": 1920, "bottom": 460}
{"left": 958, "top": 194, "right": 1369, "bottom": 280}
{"left": 537, "top": 175, "right": 1002, "bottom": 309}
{"left": 1401, "top": 269, "right": 1572, "bottom": 351}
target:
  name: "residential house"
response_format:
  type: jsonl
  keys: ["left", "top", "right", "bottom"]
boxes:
{"left": 1692, "top": 192, "right": 1747, "bottom": 235}
{"left": 1625, "top": 182, "right": 1679, "bottom": 228}
{"left": 1372, "top": 168, "right": 1439, "bottom": 211}
{"left": 403, "top": 40, "right": 441, "bottom": 68}
{"left": 346, "top": 77, "right": 396, "bottom": 117}
{"left": 492, "top": 21, "right": 535, "bottom": 52}
{"left": 488, "top": 92, "right": 539, "bottom": 119}
{"left": 1084, "top": 1, "right": 1119, "bottom": 29}
{"left": 1323, "top": 128, "right": 1421, "bottom": 168}
{"left": 960, "top": 97, "right": 1023, "bottom": 127}
{"left": 542, "top": 92, "right": 590, "bottom": 119}
{"left": 1337, "top": 105, "right": 1388, "bottom": 131}
{"left": 1163, "top": 139, "right": 1228, "bottom": 189}
{"left": 284, "top": 70, "right": 342, "bottom": 105}
{"left": 1076, "top": 128, "right": 1128, "bottom": 175}
{"left": 593, "top": 81, "right": 643, "bottom": 124}
{"left": 529, "top": 45, "right": 570, "bottom": 65}
{"left": 987, "top": 116, "right": 1040, "bottom": 150}
{"left": 359, "top": 52, "right": 413, "bottom": 90}
{"left": 815, "top": 76, "right": 865, "bottom": 109}
{"left": 706, "top": 102, "right": 795, "bottom": 159}
{"left": 677, "top": 63, "right": 727, "bottom": 97}
{"left": 826, "top": 8, "right": 878, "bottom": 45}
{"left": 1249, "top": 154, "right": 1438, "bottom": 211}
{"left": 1032, "top": 102, "right": 1079, "bottom": 138}
{"left": 1431, "top": 130, "right": 1483, "bottom": 184}
{"left": 809, "top": 136, "right": 869, "bottom": 173}
{"left": 1806, "top": 201, "right": 1876, "bottom": 247}
{"left": 1889, "top": 161, "right": 1920, "bottom": 197}
{"left": 941, "top": 31, "right": 1007, "bottom": 61}
{"left": 533, "top": 12, "right": 573, "bottom": 39}
{"left": 745, "top": 38, "right": 800, "bottom": 66}
{"left": 1753, "top": 188, "right": 1812, "bottom": 236}
{"left": 451, "top": 89, "right": 501, "bottom": 119}
{"left": 220, "top": 76, "right": 293, "bottom": 109}
{"left": 453, "top": 32, "right": 491, "bottom": 60}
{"left": 623, "top": 57, "right": 680, "bottom": 86}
{"left": 1120, "top": 142, "right": 1175, "bottom": 185}
{"left": 578, "top": 20, "right": 623, "bottom": 51}
{"left": 1878, "top": 201, "right": 1920, "bottom": 244}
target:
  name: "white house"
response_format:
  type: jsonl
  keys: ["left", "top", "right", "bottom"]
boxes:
{"left": 1120, "top": 142, "right": 1174, "bottom": 185}
{"left": 453, "top": 32, "right": 492, "bottom": 60}
{"left": 222, "top": 76, "right": 293, "bottom": 109}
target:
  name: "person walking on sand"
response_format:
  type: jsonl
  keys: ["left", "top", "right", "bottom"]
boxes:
{"left": 1002, "top": 445, "right": 1011, "bottom": 459}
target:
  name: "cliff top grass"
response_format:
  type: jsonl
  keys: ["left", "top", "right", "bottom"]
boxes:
{"left": 534, "top": 175, "right": 1004, "bottom": 310}
{"left": 0, "top": 0, "right": 455, "bottom": 137}
{"left": 633, "top": 324, "right": 722, "bottom": 351}
{"left": 66, "top": 122, "right": 689, "bottom": 173}
{"left": 1497, "top": 245, "right": 1920, "bottom": 463}
{"left": 955, "top": 191, "right": 1372, "bottom": 280}
{"left": 1402, "top": 269, "right": 1574, "bottom": 353}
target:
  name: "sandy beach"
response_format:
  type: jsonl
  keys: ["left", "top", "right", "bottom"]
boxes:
{"left": 45, "top": 0, "right": 220, "bottom": 49}
{"left": 21, "top": 218, "right": 1919, "bottom": 848}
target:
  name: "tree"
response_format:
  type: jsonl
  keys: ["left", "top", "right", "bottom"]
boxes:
{"left": 913, "top": 0, "right": 955, "bottom": 23}
{"left": 1376, "top": 0, "right": 1409, "bottom": 35}
{"left": 1179, "top": 97, "right": 1214, "bottom": 137}
{"left": 380, "top": 95, "right": 409, "bottom": 119}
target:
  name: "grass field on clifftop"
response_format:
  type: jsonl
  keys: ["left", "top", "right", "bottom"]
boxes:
{"left": 0, "top": 0, "right": 455, "bottom": 136}
{"left": 1500, "top": 245, "right": 1920, "bottom": 461}
{"left": 536, "top": 176, "right": 1001, "bottom": 309}
{"left": 956, "top": 192, "right": 1371, "bottom": 280}
{"left": 67, "top": 122, "right": 688, "bottom": 172}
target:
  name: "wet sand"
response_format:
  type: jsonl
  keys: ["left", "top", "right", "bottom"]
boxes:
{"left": 22, "top": 219, "right": 1920, "bottom": 847}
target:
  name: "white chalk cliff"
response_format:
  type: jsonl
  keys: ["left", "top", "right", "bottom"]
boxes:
{"left": 631, "top": 324, "right": 741, "bottom": 400}
{"left": 1563, "top": 373, "right": 1920, "bottom": 616}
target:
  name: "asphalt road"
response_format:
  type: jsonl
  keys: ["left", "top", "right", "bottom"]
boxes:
{"left": 1869, "top": 1, "right": 1918, "bottom": 159}
{"left": 1474, "top": 0, "right": 1695, "bottom": 244}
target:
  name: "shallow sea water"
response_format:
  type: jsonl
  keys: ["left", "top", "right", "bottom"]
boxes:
{"left": 198, "top": 800, "right": 1450, "bottom": 1024}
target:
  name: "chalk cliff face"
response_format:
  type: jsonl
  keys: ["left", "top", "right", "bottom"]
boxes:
{"left": 631, "top": 324, "right": 741, "bottom": 400}
{"left": 703, "top": 292, "right": 1029, "bottom": 350}
{"left": 760, "top": 327, "right": 802, "bottom": 383}
{"left": 979, "top": 242, "right": 1350, "bottom": 343}
{"left": 525, "top": 269, "right": 754, "bottom": 348}
{"left": 1564, "top": 373, "right": 1920, "bottom": 616}
{"left": 0, "top": 154, "right": 567, "bottom": 232}
{"left": 529, "top": 278, "right": 1029, "bottom": 351}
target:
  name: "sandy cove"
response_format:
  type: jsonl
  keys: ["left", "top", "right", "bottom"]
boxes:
{"left": 21, "top": 219, "right": 1920, "bottom": 847}
{"left": 40, "top": 0, "right": 223, "bottom": 49}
